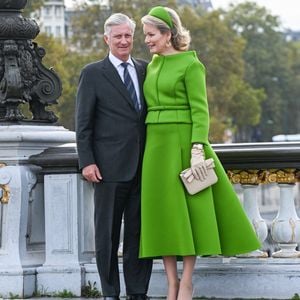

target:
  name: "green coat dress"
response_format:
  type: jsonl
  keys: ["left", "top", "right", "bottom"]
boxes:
{"left": 139, "top": 51, "right": 260, "bottom": 258}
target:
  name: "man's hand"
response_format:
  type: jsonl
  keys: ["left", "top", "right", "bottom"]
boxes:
{"left": 82, "top": 164, "right": 102, "bottom": 182}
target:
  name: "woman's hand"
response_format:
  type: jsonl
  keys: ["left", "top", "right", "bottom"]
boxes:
{"left": 190, "top": 144, "right": 208, "bottom": 181}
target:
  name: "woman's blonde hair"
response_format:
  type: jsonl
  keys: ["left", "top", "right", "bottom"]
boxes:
{"left": 141, "top": 7, "right": 191, "bottom": 51}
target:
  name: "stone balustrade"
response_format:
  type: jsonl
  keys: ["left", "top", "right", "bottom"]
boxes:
{"left": 0, "top": 137, "right": 299, "bottom": 299}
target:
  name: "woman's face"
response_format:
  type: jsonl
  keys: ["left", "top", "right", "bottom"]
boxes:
{"left": 143, "top": 23, "right": 171, "bottom": 55}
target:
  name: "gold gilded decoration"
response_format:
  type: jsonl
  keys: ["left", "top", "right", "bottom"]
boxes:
{"left": 0, "top": 162, "right": 10, "bottom": 204}
{"left": 265, "top": 169, "right": 297, "bottom": 184}
{"left": 227, "top": 170, "right": 265, "bottom": 185}
{"left": 227, "top": 168, "right": 299, "bottom": 185}
{"left": 296, "top": 170, "right": 300, "bottom": 182}
{"left": 0, "top": 184, "right": 10, "bottom": 204}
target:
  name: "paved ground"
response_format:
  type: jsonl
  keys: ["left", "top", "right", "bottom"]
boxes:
{"left": 6, "top": 297, "right": 234, "bottom": 300}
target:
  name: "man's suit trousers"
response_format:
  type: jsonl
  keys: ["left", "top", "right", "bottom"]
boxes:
{"left": 94, "top": 176, "right": 152, "bottom": 296}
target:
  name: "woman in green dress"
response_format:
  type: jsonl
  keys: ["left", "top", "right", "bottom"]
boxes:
{"left": 140, "top": 6, "right": 261, "bottom": 300}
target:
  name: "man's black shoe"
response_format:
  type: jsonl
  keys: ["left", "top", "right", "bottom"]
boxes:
{"left": 127, "top": 295, "right": 148, "bottom": 300}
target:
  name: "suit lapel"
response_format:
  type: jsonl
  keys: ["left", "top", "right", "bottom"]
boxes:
{"left": 102, "top": 57, "right": 136, "bottom": 110}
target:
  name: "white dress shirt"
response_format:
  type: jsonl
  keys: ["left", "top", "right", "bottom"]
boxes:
{"left": 109, "top": 52, "right": 141, "bottom": 110}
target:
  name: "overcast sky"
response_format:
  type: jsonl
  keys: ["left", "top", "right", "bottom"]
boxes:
{"left": 64, "top": 0, "right": 300, "bottom": 30}
{"left": 212, "top": 0, "right": 300, "bottom": 30}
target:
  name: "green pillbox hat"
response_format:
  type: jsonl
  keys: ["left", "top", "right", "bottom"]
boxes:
{"left": 148, "top": 6, "right": 173, "bottom": 28}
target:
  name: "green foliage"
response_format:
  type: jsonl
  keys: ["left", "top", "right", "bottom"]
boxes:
{"left": 8, "top": 293, "right": 20, "bottom": 299}
{"left": 180, "top": 8, "right": 264, "bottom": 142}
{"left": 292, "top": 293, "right": 300, "bottom": 300}
{"left": 81, "top": 281, "right": 102, "bottom": 298}
{"left": 70, "top": 3, "right": 109, "bottom": 53}
{"left": 282, "top": 41, "right": 300, "bottom": 135}
{"left": 52, "top": 289, "right": 76, "bottom": 298}
{"left": 33, "top": 33, "right": 100, "bottom": 130}
{"left": 23, "top": 0, "right": 44, "bottom": 17}
{"left": 224, "top": 1, "right": 298, "bottom": 141}
{"left": 32, "top": 284, "right": 48, "bottom": 297}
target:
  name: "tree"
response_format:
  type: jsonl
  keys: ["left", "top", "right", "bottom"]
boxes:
{"left": 181, "top": 7, "right": 265, "bottom": 141}
{"left": 23, "top": 0, "right": 44, "bottom": 17}
{"left": 224, "top": 1, "right": 291, "bottom": 141}
{"left": 42, "top": 0, "right": 286, "bottom": 142}
{"left": 281, "top": 41, "right": 300, "bottom": 134}
{"left": 34, "top": 33, "right": 100, "bottom": 130}
{"left": 69, "top": 0, "right": 176, "bottom": 56}
{"left": 70, "top": 2, "right": 109, "bottom": 53}
{"left": 65, "top": 1, "right": 266, "bottom": 140}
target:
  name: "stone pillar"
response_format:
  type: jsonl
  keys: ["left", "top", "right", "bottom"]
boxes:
{"left": 36, "top": 173, "right": 95, "bottom": 296}
{"left": 0, "top": 165, "right": 40, "bottom": 298}
{"left": 0, "top": 126, "right": 75, "bottom": 298}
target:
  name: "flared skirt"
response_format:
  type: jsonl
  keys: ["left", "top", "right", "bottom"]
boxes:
{"left": 139, "top": 123, "right": 260, "bottom": 258}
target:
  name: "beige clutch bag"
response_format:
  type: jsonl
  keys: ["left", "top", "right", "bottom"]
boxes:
{"left": 180, "top": 158, "right": 218, "bottom": 195}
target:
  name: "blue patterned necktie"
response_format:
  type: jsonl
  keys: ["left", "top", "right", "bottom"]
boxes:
{"left": 121, "top": 62, "right": 140, "bottom": 111}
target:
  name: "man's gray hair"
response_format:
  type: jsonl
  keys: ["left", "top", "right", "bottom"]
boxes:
{"left": 104, "top": 13, "right": 136, "bottom": 36}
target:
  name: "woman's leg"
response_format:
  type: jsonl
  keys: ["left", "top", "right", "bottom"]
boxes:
{"left": 177, "top": 255, "right": 196, "bottom": 300}
{"left": 163, "top": 256, "right": 180, "bottom": 300}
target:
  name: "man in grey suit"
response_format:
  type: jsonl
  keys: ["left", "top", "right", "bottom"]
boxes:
{"left": 76, "top": 13, "right": 152, "bottom": 300}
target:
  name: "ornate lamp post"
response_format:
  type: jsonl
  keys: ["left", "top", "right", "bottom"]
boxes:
{"left": 0, "top": 0, "right": 61, "bottom": 122}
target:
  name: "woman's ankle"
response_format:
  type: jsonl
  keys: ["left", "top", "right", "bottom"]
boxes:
{"left": 177, "top": 280, "right": 193, "bottom": 300}
{"left": 166, "top": 279, "right": 180, "bottom": 300}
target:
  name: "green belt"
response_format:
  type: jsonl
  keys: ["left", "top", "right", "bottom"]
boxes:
{"left": 147, "top": 105, "right": 190, "bottom": 111}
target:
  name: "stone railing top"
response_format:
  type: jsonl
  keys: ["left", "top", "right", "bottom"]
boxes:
{"left": 213, "top": 142, "right": 300, "bottom": 169}
{"left": 0, "top": 125, "right": 75, "bottom": 143}
{"left": 29, "top": 142, "right": 78, "bottom": 173}
{"left": 28, "top": 142, "right": 300, "bottom": 176}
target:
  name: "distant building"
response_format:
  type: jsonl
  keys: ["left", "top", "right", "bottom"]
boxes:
{"left": 34, "top": 0, "right": 110, "bottom": 42}
{"left": 34, "top": 0, "right": 66, "bottom": 40}
{"left": 284, "top": 29, "right": 300, "bottom": 42}
{"left": 178, "top": 0, "right": 213, "bottom": 10}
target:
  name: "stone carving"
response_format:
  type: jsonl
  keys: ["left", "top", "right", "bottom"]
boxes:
{"left": 0, "top": 16, "right": 39, "bottom": 39}
{"left": 0, "top": 0, "right": 61, "bottom": 122}
{"left": 26, "top": 169, "right": 37, "bottom": 193}
{"left": 0, "top": 0, "right": 27, "bottom": 9}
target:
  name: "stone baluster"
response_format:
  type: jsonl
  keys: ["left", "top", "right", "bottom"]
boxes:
{"left": 239, "top": 184, "right": 268, "bottom": 257}
{"left": 36, "top": 173, "right": 95, "bottom": 296}
{"left": 228, "top": 170, "right": 268, "bottom": 257}
{"left": 271, "top": 183, "right": 300, "bottom": 258}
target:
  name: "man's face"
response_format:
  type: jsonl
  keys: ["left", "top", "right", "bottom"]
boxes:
{"left": 104, "top": 23, "right": 133, "bottom": 61}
